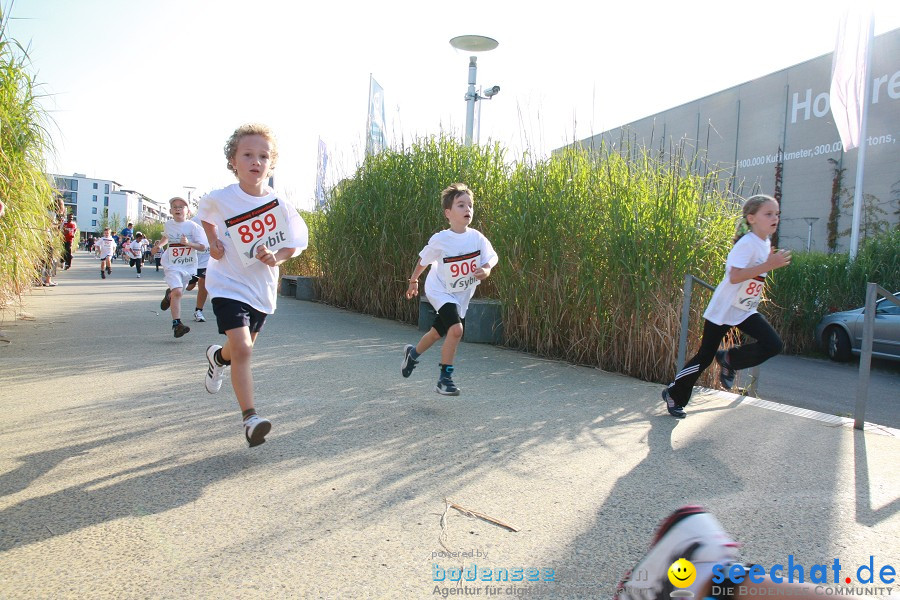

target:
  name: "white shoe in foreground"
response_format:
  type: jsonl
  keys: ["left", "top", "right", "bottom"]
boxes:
{"left": 194, "top": 309, "right": 206, "bottom": 322}
{"left": 244, "top": 415, "right": 271, "bottom": 447}
{"left": 205, "top": 344, "right": 227, "bottom": 394}
{"left": 614, "top": 506, "right": 741, "bottom": 600}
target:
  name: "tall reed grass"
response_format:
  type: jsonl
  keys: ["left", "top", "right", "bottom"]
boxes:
{"left": 0, "top": 10, "right": 57, "bottom": 303}
{"left": 309, "top": 134, "right": 737, "bottom": 383}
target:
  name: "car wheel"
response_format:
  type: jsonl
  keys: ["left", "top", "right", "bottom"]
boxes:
{"left": 825, "top": 326, "right": 851, "bottom": 362}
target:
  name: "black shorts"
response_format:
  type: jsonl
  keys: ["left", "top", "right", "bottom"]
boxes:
{"left": 129, "top": 258, "right": 143, "bottom": 267}
{"left": 212, "top": 297, "right": 268, "bottom": 335}
{"left": 431, "top": 302, "right": 465, "bottom": 337}
{"left": 189, "top": 268, "right": 207, "bottom": 285}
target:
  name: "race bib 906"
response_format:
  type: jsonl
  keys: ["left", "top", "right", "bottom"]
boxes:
{"left": 442, "top": 250, "right": 481, "bottom": 293}
{"left": 225, "top": 199, "right": 291, "bottom": 267}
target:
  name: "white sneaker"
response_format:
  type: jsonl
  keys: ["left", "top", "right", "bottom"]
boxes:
{"left": 614, "top": 506, "right": 741, "bottom": 600}
{"left": 205, "top": 344, "right": 227, "bottom": 394}
{"left": 137, "top": 274, "right": 141, "bottom": 278}
{"left": 244, "top": 414, "right": 271, "bottom": 447}
{"left": 194, "top": 309, "right": 206, "bottom": 322}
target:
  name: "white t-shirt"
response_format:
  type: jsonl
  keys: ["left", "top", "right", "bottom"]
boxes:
{"left": 127, "top": 240, "right": 143, "bottom": 259}
{"left": 420, "top": 228, "right": 499, "bottom": 318}
{"left": 703, "top": 232, "right": 771, "bottom": 326}
{"left": 96, "top": 236, "right": 116, "bottom": 258}
{"left": 191, "top": 215, "right": 211, "bottom": 269}
{"left": 161, "top": 219, "right": 208, "bottom": 273}
{"left": 197, "top": 184, "right": 309, "bottom": 314}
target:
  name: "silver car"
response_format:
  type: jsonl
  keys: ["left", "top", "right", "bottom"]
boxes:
{"left": 815, "top": 292, "right": 900, "bottom": 361}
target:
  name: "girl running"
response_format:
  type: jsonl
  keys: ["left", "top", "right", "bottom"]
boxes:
{"left": 662, "top": 194, "right": 791, "bottom": 418}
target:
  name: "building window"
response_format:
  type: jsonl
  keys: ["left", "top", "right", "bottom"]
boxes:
{"left": 63, "top": 191, "right": 77, "bottom": 203}
{"left": 92, "top": 207, "right": 97, "bottom": 214}
{"left": 92, "top": 220, "right": 97, "bottom": 227}
{"left": 70, "top": 179, "right": 78, "bottom": 191}
{"left": 93, "top": 182, "right": 98, "bottom": 189}
{"left": 104, "top": 184, "right": 110, "bottom": 193}
{"left": 92, "top": 195, "right": 97, "bottom": 201}
{"left": 104, "top": 198, "right": 108, "bottom": 206}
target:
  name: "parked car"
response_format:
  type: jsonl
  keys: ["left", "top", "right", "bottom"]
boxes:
{"left": 815, "top": 292, "right": 900, "bottom": 361}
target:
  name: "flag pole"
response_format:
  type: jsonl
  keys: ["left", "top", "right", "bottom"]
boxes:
{"left": 848, "top": 16, "right": 874, "bottom": 260}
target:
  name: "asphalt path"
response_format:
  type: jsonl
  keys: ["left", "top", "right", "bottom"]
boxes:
{"left": 1, "top": 251, "right": 897, "bottom": 599}
{"left": 751, "top": 354, "right": 899, "bottom": 429}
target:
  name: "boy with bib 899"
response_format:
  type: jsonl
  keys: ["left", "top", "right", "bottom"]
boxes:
{"left": 402, "top": 183, "right": 498, "bottom": 396}
{"left": 198, "top": 123, "right": 308, "bottom": 447}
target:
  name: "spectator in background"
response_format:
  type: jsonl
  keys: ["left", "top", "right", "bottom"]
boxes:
{"left": 120, "top": 221, "right": 134, "bottom": 240}
{"left": 62, "top": 214, "right": 77, "bottom": 270}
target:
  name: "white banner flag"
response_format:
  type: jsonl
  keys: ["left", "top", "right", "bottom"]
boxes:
{"left": 366, "top": 75, "right": 386, "bottom": 156}
{"left": 829, "top": 9, "right": 873, "bottom": 151}
{"left": 315, "top": 138, "right": 328, "bottom": 210}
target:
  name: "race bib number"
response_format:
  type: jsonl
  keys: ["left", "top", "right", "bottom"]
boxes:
{"left": 732, "top": 276, "right": 765, "bottom": 312}
{"left": 167, "top": 243, "right": 196, "bottom": 269}
{"left": 442, "top": 250, "right": 481, "bottom": 293}
{"left": 225, "top": 199, "right": 291, "bottom": 267}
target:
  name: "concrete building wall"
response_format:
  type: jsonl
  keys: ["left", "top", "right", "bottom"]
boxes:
{"left": 571, "top": 29, "right": 900, "bottom": 252}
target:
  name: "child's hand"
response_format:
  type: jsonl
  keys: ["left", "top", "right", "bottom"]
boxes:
{"left": 405, "top": 280, "right": 419, "bottom": 300}
{"left": 765, "top": 248, "right": 791, "bottom": 270}
{"left": 474, "top": 265, "right": 492, "bottom": 281}
{"left": 179, "top": 234, "right": 189, "bottom": 245}
{"left": 256, "top": 244, "right": 277, "bottom": 267}
{"left": 209, "top": 239, "right": 226, "bottom": 260}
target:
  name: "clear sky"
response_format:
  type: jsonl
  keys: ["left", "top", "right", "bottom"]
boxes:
{"left": 8, "top": 0, "right": 900, "bottom": 210}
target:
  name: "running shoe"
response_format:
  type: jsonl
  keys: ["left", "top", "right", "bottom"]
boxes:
{"left": 401, "top": 344, "right": 418, "bottom": 378}
{"left": 137, "top": 274, "right": 141, "bottom": 278}
{"left": 715, "top": 350, "right": 736, "bottom": 389}
{"left": 613, "top": 506, "right": 741, "bottom": 600}
{"left": 435, "top": 376, "right": 460, "bottom": 396}
{"left": 173, "top": 322, "right": 190, "bottom": 338}
{"left": 186, "top": 277, "right": 198, "bottom": 291}
{"left": 244, "top": 415, "right": 272, "bottom": 448}
{"left": 205, "top": 344, "right": 227, "bottom": 393}
{"left": 101, "top": 271, "right": 106, "bottom": 279}
{"left": 160, "top": 288, "right": 172, "bottom": 311}
{"left": 662, "top": 388, "right": 686, "bottom": 419}
{"left": 106, "top": 267, "right": 111, "bottom": 274}
{"left": 194, "top": 309, "right": 206, "bottom": 322}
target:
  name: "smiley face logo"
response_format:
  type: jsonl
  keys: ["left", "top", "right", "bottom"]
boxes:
{"left": 667, "top": 558, "right": 696, "bottom": 588}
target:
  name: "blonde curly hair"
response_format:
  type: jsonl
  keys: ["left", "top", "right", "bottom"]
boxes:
{"left": 224, "top": 123, "right": 279, "bottom": 177}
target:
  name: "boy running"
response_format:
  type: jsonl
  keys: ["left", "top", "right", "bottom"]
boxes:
{"left": 96, "top": 228, "right": 115, "bottom": 278}
{"left": 402, "top": 183, "right": 498, "bottom": 396}
{"left": 186, "top": 214, "right": 211, "bottom": 322}
{"left": 197, "top": 123, "right": 308, "bottom": 447}
{"left": 152, "top": 197, "right": 208, "bottom": 338}
{"left": 127, "top": 232, "right": 146, "bottom": 278}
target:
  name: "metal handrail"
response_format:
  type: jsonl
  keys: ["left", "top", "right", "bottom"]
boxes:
{"left": 854, "top": 283, "right": 900, "bottom": 430}
{"left": 677, "top": 273, "right": 761, "bottom": 396}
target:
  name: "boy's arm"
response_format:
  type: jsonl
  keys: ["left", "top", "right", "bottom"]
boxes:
{"left": 201, "top": 221, "right": 225, "bottom": 260}
{"left": 405, "top": 261, "right": 430, "bottom": 299}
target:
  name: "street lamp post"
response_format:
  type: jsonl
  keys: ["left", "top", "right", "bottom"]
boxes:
{"left": 803, "top": 217, "right": 819, "bottom": 252}
{"left": 449, "top": 35, "right": 499, "bottom": 146}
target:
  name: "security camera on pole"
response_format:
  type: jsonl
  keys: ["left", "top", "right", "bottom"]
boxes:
{"left": 449, "top": 35, "right": 500, "bottom": 146}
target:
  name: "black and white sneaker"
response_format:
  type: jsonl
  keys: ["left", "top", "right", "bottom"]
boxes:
{"left": 613, "top": 506, "right": 741, "bottom": 600}
{"left": 662, "top": 388, "right": 686, "bottom": 419}
{"left": 435, "top": 377, "right": 460, "bottom": 396}
{"left": 244, "top": 415, "right": 271, "bottom": 447}
{"left": 716, "top": 350, "right": 736, "bottom": 389}
{"left": 205, "top": 344, "right": 227, "bottom": 393}
{"left": 401, "top": 344, "right": 419, "bottom": 378}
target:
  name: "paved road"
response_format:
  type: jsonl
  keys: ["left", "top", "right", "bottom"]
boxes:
{"left": 752, "top": 354, "right": 899, "bottom": 429}
{"left": 1, "top": 251, "right": 898, "bottom": 599}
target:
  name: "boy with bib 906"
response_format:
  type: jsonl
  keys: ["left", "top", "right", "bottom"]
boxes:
{"left": 198, "top": 123, "right": 308, "bottom": 448}
{"left": 152, "top": 196, "right": 208, "bottom": 338}
{"left": 402, "top": 183, "right": 498, "bottom": 396}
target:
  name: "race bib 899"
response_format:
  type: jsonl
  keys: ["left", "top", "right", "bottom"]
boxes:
{"left": 224, "top": 199, "right": 291, "bottom": 267}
